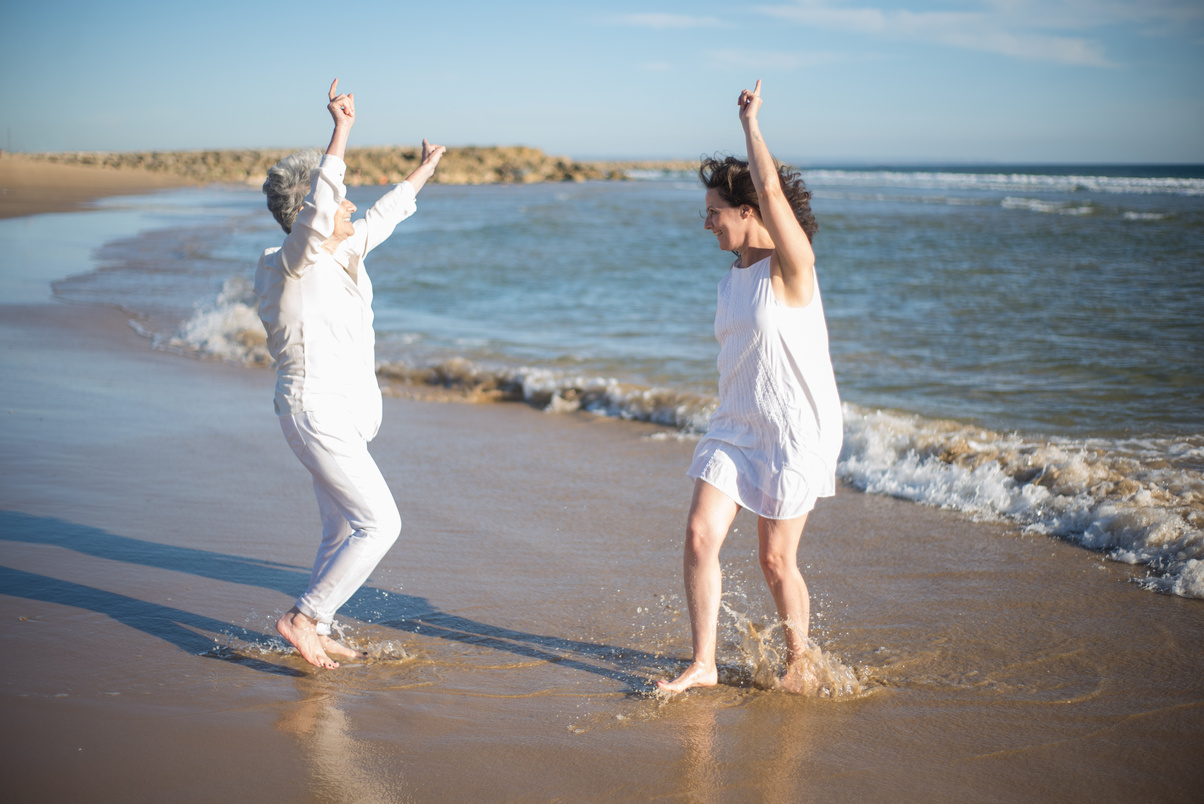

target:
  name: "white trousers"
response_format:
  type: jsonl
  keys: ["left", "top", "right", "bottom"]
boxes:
{"left": 279, "top": 410, "right": 401, "bottom": 635}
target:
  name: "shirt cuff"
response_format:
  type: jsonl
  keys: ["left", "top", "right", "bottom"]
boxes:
{"left": 319, "top": 153, "right": 347, "bottom": 179}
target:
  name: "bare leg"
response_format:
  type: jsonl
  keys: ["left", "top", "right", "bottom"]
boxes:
{"left": 658, "top": 480, "right": 739, "bottom": 694}
{"left": 756, "top": 513, "right": 811, "bottom": 686}
{"left": 276, "top": 607, "right": 339, "bottom": 670}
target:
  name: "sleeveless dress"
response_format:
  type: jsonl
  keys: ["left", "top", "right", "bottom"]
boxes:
{"left": 687, "top": 256, "right": 843, "bottom": 519}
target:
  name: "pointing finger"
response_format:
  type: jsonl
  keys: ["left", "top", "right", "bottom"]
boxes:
{"left": 753, "top": 79, "right": 762, "bottom": 96}
{"left": 329, "top": 78, "right": 339, "bottom": 101}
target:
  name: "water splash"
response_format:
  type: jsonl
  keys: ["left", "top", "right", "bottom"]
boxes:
{"left": 720, "top": 603, "right": 863, "bottom": 698}
{"left": 157, "top": 276, "right": 270, "bottom": 366}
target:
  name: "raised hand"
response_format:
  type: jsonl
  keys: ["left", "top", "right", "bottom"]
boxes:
{"left": 403, "top": 139, "right": 447, "bottom": 193}
{"left": 738, "top": 79, "right": 762, "bottom": 125}
{"left": 327, "top": 78, "right": 356, "bottom": 128}
{"left": 421, "top": 139, "right": 447, "bottom": 169}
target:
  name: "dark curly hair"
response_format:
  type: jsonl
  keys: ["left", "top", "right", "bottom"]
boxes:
{"left": 699, "top": 155, "right": 818, "bottom": 243}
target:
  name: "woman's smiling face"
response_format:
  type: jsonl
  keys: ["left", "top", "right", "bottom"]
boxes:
{"left": 333, "top": 197, "right": 357, "bottom": 240}
{"left": 703, "top": 188, "right": 747, "bottom": 252}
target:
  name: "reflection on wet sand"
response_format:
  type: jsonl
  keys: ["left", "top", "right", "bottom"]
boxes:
{"left": 658, "top": 688, "right": 822, "bottom": 801}
{"left": 677, "top": 703, "right": 720, "bottom": 804}
{"left": 277, "top": 687, "right": 412, "bottom": 804}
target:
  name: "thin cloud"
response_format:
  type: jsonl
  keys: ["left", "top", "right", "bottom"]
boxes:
{"left": 707, "top": 49, "right": 858, "bottom": 71}
{"left": 985, "top": 0, "right": 1204, "bottom": 30}
{"left": 709, "top": 49, "right": 806, "bottom": 71}
{"left": 751, "top": 0, "right": 1160, "bottom": 67}
{"left": 613, "top": 13, "right": 724, "bottom": 29}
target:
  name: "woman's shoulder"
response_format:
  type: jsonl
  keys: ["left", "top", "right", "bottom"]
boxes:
{"left": 258, "top": 245, "right": 282, "bottom": 270}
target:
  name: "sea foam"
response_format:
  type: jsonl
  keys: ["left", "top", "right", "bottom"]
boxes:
{"left": 157, "top": 277, "right": 270, "bottom": 366}
{"left": 839, "top": 405, "right": 1204, "bottom": 598}
{"left": 1001, "top": 196, "right": 1094, "bottom": 215}
{"left": 803, "top": 169, "right": 1204, "bottom": 197}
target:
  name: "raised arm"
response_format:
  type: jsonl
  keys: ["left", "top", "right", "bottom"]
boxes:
{"left": 351, "top": 138, "right": 447, "bottom": 257}
{"left": 275, "top": 82, "right": 353, "bottom": 276}
{"left": 403, "top": 139, "right": 446, "bottom": 194}
{"left": 740, "top": 80, "right": 817, "bottom": 308}
{"left": 325, "top": 78, "right": 355, "bottom": 159}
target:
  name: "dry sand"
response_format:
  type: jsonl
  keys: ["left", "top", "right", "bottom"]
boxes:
{"left": 0, "top": 179, "right": 1201, "bottom": 802}
{"left": 0, "top": 153, "right": 191, "bottom": 219}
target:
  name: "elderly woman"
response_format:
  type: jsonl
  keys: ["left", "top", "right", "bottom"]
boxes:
{"left": 658, "top": 81, "right": 843, "bottom": 694}
{"left": 255, "top": 80, "right": 445, "bottom": 669}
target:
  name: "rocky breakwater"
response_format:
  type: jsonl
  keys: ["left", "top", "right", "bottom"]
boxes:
{"left": 28, "top": 146, "right": 627, "bottom": 186}
{"left": 591, "top": 159, "right": 699, "bottom": 175}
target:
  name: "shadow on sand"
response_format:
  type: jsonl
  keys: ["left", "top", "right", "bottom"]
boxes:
{"left": 0, "top": 510, "right": 664, "bottom": 689}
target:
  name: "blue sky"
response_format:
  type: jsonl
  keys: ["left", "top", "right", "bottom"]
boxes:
{"left": 2, "top": 0, "right": 1201, "bottom": 163}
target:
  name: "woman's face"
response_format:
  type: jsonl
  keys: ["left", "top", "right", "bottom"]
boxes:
{"left": 703, "top": 188, "right": 746, "bottom": 252}
{"left": 333, "top": 197, "right": 357, "bottom": 240}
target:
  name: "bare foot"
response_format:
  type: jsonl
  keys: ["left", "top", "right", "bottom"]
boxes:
{"left": 656, "top": 661, "right": 718, "bottom": 694}
{"left": 779, "top": 666, "right": 809, "bottom": 694}
{"left": 276, "top": 608, "right": 339, "bottom": 669}
{"left": 780, "top": 654, "right": 821, "bottom": 694}
{"left": 319, "top": 635, "right": 367, "bottom": 661}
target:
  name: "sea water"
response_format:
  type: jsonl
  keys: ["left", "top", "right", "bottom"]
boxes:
{"left": 50, "top": 166, "right": 1204, "bottom": 598}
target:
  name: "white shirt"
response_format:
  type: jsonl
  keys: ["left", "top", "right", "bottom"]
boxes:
{"left": 255, "top": 154, "right": 417, "bottom": 440}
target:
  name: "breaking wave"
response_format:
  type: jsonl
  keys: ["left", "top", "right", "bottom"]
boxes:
{"left": 840, "top": 407, "right": 1204, "bottom": 599}
{"left": 1001, "top": 196, "right": 1095, "bottom": 215}
{"left": 802, "top": 169, "right": 1204, "bottom": 197}
{"left": 162, "top": 283, "right": 1204, "bottom": 600}
{"left": 154, "top": 276, "right": 270, "bottom": 366}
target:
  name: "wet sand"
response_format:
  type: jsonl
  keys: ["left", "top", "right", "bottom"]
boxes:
{"left": 2, "top": 303, "right": 1202, "bottom": 802}
{"left": 1, "top": 213, "right": 1203, "bottom": 801}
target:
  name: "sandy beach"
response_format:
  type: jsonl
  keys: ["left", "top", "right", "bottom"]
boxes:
{"left": 1, "top": 169, "right": 1202, "bottom": 802}
{"left": 0, "top": 153, "right": 192, "bottom": 219}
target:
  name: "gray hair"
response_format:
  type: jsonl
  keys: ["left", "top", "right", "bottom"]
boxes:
{"left": 263, "top": 149, "right": 321, "bottom": 233}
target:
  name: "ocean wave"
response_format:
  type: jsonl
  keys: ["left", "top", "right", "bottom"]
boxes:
{"left": 803, "top": 170, "right": 1204, "bottom": 197}
{"left": 1122, "top": 211, "right": 1172, "bottom": 221}
{"left": 376, "top": 358, "right": 717, "bottom": 433}
{"left": 839, "top": 406, "right": 1204, "bottom": 599}
{"left": 812, "top": 189, "right": 996, "bottom": 207}
{"left": 162, "top": 284, "right": 1204, "bottom": 599}
{"left": 154, "top": 276, "right": 271, "bottom": 366}
{"left": 156, "top": 285, "right": 713, "bottom": 433}
{"left": 625, "top": 169, "right": 689, "bottom": 181}
{"left": 1001, "top": 196, "right": 1095, "bottom": 215}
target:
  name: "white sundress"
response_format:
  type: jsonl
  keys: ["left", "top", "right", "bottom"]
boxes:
{"left": 688, "top": 256, "right": 843, "bottom": 519}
